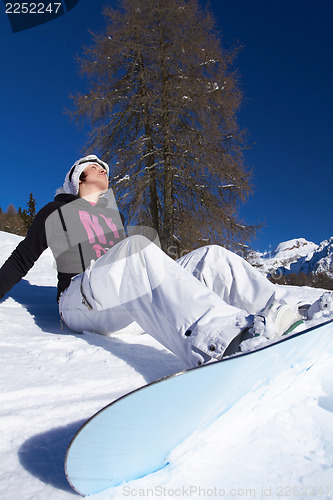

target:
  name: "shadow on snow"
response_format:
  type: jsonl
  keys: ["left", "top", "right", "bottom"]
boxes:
{"left": 7, "top": 279, "right": 185, "bottom": 382}
{"left": 18, "top": 420, "right": 85, "bottom": 495}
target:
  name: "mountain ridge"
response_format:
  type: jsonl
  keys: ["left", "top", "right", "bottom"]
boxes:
{"left": 248, "top": 237, "right": 333, "bottom": 280}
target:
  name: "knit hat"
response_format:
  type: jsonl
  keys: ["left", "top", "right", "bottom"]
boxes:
{"left": 58, "top": 155, "right": 109, "bottom": 195}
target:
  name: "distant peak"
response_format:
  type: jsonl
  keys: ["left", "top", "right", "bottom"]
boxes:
{"left": 273, "top": 238, "right": 317, "bottom": 256}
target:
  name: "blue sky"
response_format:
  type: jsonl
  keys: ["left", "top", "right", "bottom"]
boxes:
{"left": 0, "top": 0, "right": 332, "bottom": 253}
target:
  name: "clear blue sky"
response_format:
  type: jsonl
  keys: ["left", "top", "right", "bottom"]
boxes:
{"left": 0, "top": 0, "right": 332, "bottom": 253}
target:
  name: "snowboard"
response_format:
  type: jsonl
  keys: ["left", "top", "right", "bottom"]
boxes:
{"left": 65, "top": 318, "right": 333, "bottom": 496}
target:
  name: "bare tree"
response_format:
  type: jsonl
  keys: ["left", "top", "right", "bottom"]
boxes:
{"left": 2, "top": 204, "right": 26, "bottom": 236}
{"left": 69, "top": 0, "right": 259, "bottom": 255}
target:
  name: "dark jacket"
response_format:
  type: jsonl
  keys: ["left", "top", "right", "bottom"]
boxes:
{"left": 0, "top": 193, "right": 125, "bottom": 301}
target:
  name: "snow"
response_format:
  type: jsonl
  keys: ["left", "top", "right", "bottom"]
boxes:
{"left": 305, "top": 237, "right": 333, "bottom": 277}
{"left": 273, "top": 237, "right": 318, "bottom": 259}
{"left": 1, "top": 231, "right": 333, "bottom": 499}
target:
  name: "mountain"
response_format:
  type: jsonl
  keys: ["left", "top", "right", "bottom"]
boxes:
{"left": 249, "top": 237, "right": 333, "bottom": 279}
{"left": 301, "top": 237, "right": 333, "bottom": 277}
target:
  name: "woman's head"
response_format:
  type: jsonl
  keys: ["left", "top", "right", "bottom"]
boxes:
{"left": 78, "top": 162, "right": 109, "bottom": 197}
{"left": 59, "top": 155, "right": 109, "bottom": 196}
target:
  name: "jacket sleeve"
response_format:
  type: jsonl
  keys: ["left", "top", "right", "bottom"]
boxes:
{"left": 0, "top": 203, "right": 55, "bottom": 300}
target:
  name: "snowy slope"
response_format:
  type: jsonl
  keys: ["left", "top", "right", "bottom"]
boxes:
{"left": 1, "top": 231, "right": 333, "bottom": 500}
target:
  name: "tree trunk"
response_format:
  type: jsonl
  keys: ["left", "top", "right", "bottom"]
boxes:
{"left": 138, "top": 51, "right": 160, "bottom": 234}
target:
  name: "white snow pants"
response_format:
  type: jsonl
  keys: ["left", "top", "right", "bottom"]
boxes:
{"left": 59, "top": 236, "right": 296, "bottom": 368}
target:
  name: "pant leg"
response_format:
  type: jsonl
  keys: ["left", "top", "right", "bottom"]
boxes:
{"left": 59, "top": 273, "right": 135, "bottom": 335}
{"left": 60, "top": 236, "right": 249, "bottom": 368}
{"left": 177, "top": 245, "right": 299, "bottom": 314}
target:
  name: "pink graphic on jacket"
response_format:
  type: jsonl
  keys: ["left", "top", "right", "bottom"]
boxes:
{"left": 91, "top": 244, "right": 107, "bottom": 259}
{"left": 78, "top": 211, "right": 121, "bottom": 258}
{"left": 99, "top": 214, "right": 119, "bottom": 240}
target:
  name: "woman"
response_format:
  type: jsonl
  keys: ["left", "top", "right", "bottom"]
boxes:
{"left": 0, "top": 155, "right": 329, "bottom": 367}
